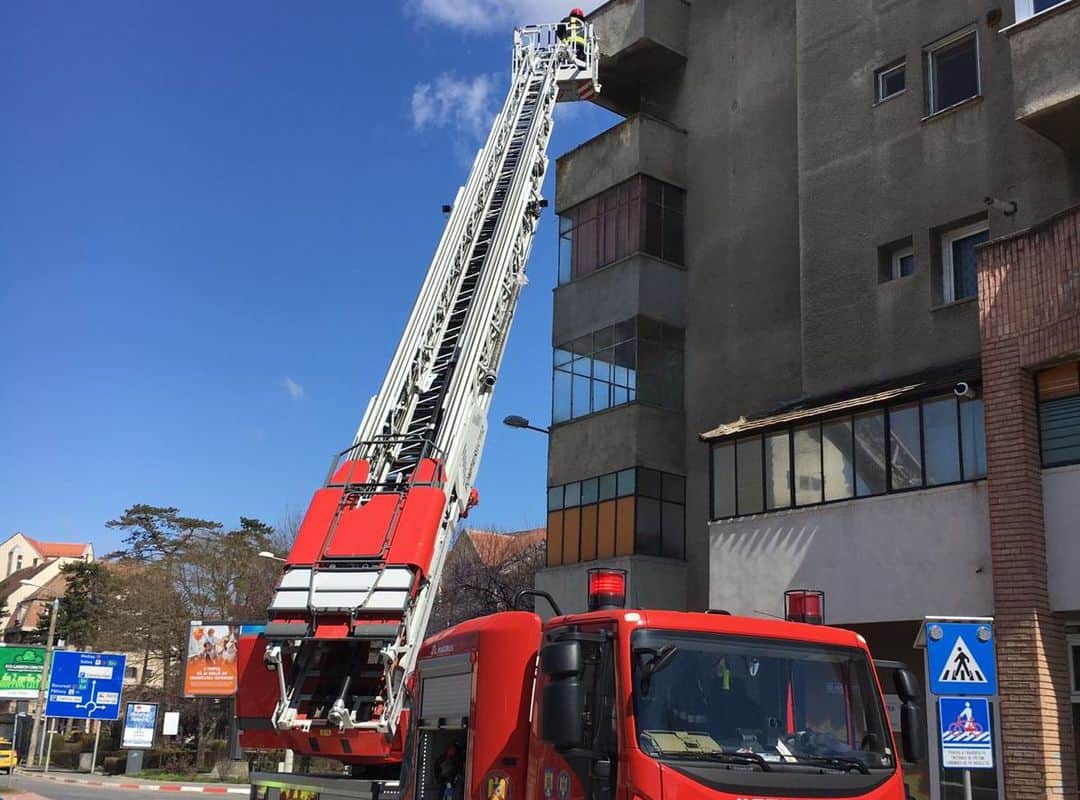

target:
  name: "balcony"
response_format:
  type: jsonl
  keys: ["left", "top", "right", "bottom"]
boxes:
{"left": 587, "top": 0, "right": 689, "bottom": 116}
{"left": 556, "top": 114, "right": 686, "bottom": 213}
{"left": 1005, "top": 0, "right": 1080, "bottom": 149}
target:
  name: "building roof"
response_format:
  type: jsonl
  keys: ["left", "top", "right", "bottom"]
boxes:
{"left": 22, "top": 536, "right": 89, "bottom": 559}
{"left": 460, "top": 528, "right": 546, "bottom": 567}
{"left": 7, "top": 572, "right": 68, "bottom": 633}
{"left": 699, "top": 360, "right": 981, "bottom": 441}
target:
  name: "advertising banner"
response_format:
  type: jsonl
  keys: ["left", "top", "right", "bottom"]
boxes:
{"left": 122, "top": 702, "right": 158, "bottom": 749}
{"left": 183, "top": 621, "right": 240, "bottom": 697}
{"left": 0, "top": 645, "right": 44, "bottom": 699}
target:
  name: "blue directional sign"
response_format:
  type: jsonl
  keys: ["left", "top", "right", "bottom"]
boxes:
{"left": 926, "top": 621, "right": 997, "bottom": 696}
{"left": 45, "top": 651, "right": 127, "bottom": 720}
{"left": 939, "top": 697, "right": 993, "bottom": 769}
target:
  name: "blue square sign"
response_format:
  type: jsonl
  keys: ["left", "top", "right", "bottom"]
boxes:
{"left": 44, "top": 651, "right": 126, "bottom": 721}
{"left": 926, "top": 621, "right": 997, "bottom": 696}
{"left": 939, "top": 697, "right": 993, "bottom": 769}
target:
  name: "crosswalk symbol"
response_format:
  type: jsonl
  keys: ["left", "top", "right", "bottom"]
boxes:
{"left": 938, "top": 635, "right": 987, "bottom": 684}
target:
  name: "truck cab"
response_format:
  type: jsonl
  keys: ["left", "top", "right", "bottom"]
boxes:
{"left": 405, "top": 572, "right": 926, "bottom": 800}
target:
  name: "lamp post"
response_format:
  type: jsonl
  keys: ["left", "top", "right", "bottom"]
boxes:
{"left": 502, "top": 415, "right": 550, "bottom": 435}
{"left": 20, "top": 581, "right": 60, "bottom": 769}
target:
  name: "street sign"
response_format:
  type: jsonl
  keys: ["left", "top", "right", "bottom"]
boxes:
{"left": 122, "top": 702, "right": 158, "bottom": 749}
{"left": 44, "top": 651, "right": 127, "bottom": 720}
{"left": 939, "top": 697, "right": 994, "bottom": 769}
{"left": 0, "top": 645, "right": 44, "bottom": 699}
{"left": 926, "top": 621, "right": 997, "bottom": 696}
{"left": 162, "top": 710, "right": 180, "bottom": 736}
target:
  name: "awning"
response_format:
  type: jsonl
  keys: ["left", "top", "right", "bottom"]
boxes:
{"left": 699, "top": 361, "right": 981, "bottom": 442}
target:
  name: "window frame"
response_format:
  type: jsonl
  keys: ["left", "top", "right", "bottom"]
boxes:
{"left": 875, "top": 60, "right": 907, "bottom": 103}
{"left": 1014, "top": 0, "right": 1071, "bottom": 22}
{"left": 941, "top": 220, "right": 990, "bottom": 304}
{"left": 708, "top": 392, "right": 987, "bottom": 522}
{"left": 925, "top": 28, "right": 981, "bottom": 116}
{"left": 1068, "top": 634, "right": 1080, "bottom": 702}
{"left": 891, "top": 244, "right": 915, "bottom": 280}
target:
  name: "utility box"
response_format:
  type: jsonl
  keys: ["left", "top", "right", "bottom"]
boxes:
{"left": 78, "top": 752, "right": 93, "bottom": 772}
{"left": 125, "top": 750, "right": 144, "bottom": 775}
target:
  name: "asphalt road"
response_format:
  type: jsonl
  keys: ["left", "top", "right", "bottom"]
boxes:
{"left": 0, "top": 772, "right": 141, "bottom": 799}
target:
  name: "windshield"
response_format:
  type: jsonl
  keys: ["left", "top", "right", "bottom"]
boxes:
{"left": 631, "top": 630, "right": 893, "bottom": 772}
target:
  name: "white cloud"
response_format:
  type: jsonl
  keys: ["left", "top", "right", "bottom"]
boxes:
{"left": 411, "top": 72, "right": 499, "bottom": 141}
{"left": 283, "top": 377, "right": 304, "bottom": 400}
{"left": 410, "top": 0, "right": 604, "bottom": 32}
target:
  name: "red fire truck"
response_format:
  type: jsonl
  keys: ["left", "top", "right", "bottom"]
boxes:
{"left": 238, "top": 16, "right": 927, "bottom": 800}
{"left": 243, "top": 570, "right": 926, "bottom": 800}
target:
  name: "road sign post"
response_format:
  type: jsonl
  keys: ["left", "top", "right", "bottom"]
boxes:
{"left": 44, "top": 651, "right": 127, "bottom": 721}
{"left": 924, "top": 619, "right": 999, "bottom": 800}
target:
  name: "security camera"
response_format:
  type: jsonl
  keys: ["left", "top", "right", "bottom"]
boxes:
{"left": 984, "top": 196, "right": 1018, "bottom": 216}
{"left": 481, "top": 372, "right": 497, "bottom": 390}
{"left": 954, "top": 382, "right": 977, "bottom": 400}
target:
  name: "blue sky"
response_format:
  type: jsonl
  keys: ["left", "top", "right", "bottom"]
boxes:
{"left": 1, "top": 1, "right": 613, "bottom": 553}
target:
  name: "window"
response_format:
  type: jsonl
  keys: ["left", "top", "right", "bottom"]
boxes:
{"left": 548, "top": 467, "right": 685, "bottom": 566}
{"left": 553, "top": 316, "right": 683, "bottom": 423}
{"left": 1015, "top": 0, "right": 1070, "bottom": 21}
{"left": 558, "top": 176, "right": 685, "bottom": 285}
{"left": 879, "top": 241, "right": 914, "bottom": 283}
{"left": 941, "top": 220, "right": 989, "bottom": 303}
{"left": 709, "top": 392, "right": 987, "bottom": 520}
{"left": 892, "top": 246, "right": 915, "bottom": 279}
{"left": 1069, "top": 634, "right": 1080, "bottom": 701}
{"left": 876, "top": 61, "right": 906, "bottom": 102}
{"left": 125, "top": 666, "right": 138, "bottom": 680}
{"left": 1038, "top": 362, "right": 1080, "bottom": 467}
{"left": 926, "top": 31, "right": 980, "bottom": 115}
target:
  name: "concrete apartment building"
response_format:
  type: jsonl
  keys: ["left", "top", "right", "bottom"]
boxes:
{"left": 535, "top": 1, "right": 1080, "bottom": 798}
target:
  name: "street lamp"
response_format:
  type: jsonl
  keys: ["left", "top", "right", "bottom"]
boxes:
{"left": 502, "top": 415, "right": 549, "bottom": 435}
{"left": 258, "top": 551, "right": 286, "bottom": 562}
{"left": 19, "top": 580, "right": 59, "bottom": 769}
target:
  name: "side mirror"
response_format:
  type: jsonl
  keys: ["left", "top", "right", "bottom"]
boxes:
{"left": 541, "top": 678, "right": 584, "bottom": 750}
{"left": 541, "top": 641, "right": 582, "bottom": 678}
{"left": 900, "top": 701, "right": 926, "bottom": 763}
{"left": 894, "top": 668, "right": 921, "bottom": 704}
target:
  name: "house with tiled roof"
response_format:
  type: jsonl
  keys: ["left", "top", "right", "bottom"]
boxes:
{"left": 0, "top": 533, "right": 93, "bottom": 639}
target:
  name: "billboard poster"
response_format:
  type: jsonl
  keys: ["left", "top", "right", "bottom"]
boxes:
{"left": 0, "top": 645, "right": 44, "bottom": 699}
{"left": 122, "top": 702, "right": 158, "bottom": 749}
{"left": 183, "top": 621, "right": 239, "bottom": 697}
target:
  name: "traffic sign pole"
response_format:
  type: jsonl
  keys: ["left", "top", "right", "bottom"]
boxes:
{"left": 91, "top": 720, "right": 101, "bottom": 775}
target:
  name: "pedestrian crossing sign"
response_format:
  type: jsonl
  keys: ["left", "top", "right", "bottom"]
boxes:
{"left": 926, "top": 621, "right": 997, "bottom": 696}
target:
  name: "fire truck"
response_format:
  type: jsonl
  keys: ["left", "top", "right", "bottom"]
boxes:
{"left": 238, "top": 15, "right": 928, "bottom": 800}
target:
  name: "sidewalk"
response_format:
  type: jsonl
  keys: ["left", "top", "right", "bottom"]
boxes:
{"left": 18, "top": 768, "right": 249, "bottom": 795}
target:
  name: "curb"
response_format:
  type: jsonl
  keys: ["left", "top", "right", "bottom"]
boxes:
{"left": 27, "top": 773, "right": 248, "bottom": 794}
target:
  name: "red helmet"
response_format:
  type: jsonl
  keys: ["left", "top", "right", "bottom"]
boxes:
{"left": 570, "top": 7, "right": 585, "bottom": 17}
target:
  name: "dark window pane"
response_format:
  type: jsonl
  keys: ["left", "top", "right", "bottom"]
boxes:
{"left": 889, "top": 404, "right": 923, "bottom": 490}
{"left": 613, "top": 341, "right": 636, "bottom": 388}
{"left": 559, "top": 228, "right": 573, "bottom": 285}
{"left": 932, "top": 35, "right": 979, "bottom": 112}
{"left": 823, "top": 419, "right": 854, "bottom": 501}
{"left": 661, "top": 501, "right": 684, "bottom": 559}
{"left": 617, "top": 468, "right": 636, "bottom": 497}
{"left": 614, "top": 318, "right": 635, "bottom": 344}
{"left": 1040, "top": 395, "right": 1080, "bottom": 467}
{"left": 581, "top": 477, "right": 599, "bottom": 505}
{"left": 711, "top": 444, "right": 736, "bottom": 518}
{"left": 736, "top": 436, "right": 764, "bottom": 515}
{"left": 924, "top": 396, "right": 961, "bottom": 485}
{"left": 854, "top": 411, "right": 887, "bottom": 496}
{"left": 598, "top": 473, "right": 617, "bottom": 501}
{"left": 644, "top": 203, "right": 663, "bottom": 257}
{"left": 638, "top": 468, "right": 661, "bottom": 498}
{"left": 564, "top": 481, "right": 581, "bottom": 507}
{"left": 571, "top": 334, "right": 593, "bottom": 356}
{"left": 794, "top": 424, "right": 822, "bottom": 506}
{"left": 952, "top": 229, "right": 989, "bottom": 301}
{"left": 662, "top": 208, "right": 684, "bottom": 265}
{"left": 765, "top": 432, "right": 792, "bottom": 509}
{"left": 960, "top": 398, "right": 987, "bottom": 479}
{"left": 645, "top": 177, "right": 662, "bottom": 204}
{"left": 592, "top": 350, "right": 612, "bottom": 383}
{"left": 594, "top": 326, "right": 614, "bottom": 349}
{"left": 636, "top": 497, "right": 661, "bottom": 555}
{"left": 553, "top": 369, "right": 571, "bottom": 423}
{"left": 664, "top": 182, "right": 685, "bottom": 212}
{"left": 662, "top": 473, "right": 685, "bottom": 503}
{"left": 899, "top": 254, "right": 914, "bottom": 276}
{"left": 1072, "top": 643, "right": 1080, "bottom": 692}
{"left": 1035, "top": 0, "right": 1061, "bottom": 10}
{"left": 547, "top": 485, "right": 563, "bottom": 511}
{"left": 638, "top": 316, "right": 663, "bottom": 342}
{"left": 880, "top": 65, "right": 905, "bottom": 98}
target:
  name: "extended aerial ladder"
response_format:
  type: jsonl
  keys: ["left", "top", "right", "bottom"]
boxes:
{"left": 238, "top": 20, "right": 600, "bottom": 764}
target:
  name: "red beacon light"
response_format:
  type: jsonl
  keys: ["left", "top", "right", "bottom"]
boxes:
{"left": 587, "top": 568, "right": 627, "bottom": 611}
{"left": 784, "top": 589, "right": 825, "bottom": 625}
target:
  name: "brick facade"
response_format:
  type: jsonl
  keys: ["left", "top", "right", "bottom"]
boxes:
{"left": 978, "top": 205, "right": 1080, "bottom": 798}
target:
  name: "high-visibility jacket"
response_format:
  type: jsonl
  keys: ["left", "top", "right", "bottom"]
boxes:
{"left": 559, "top": 16, "right": 587, "bottom": 48}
